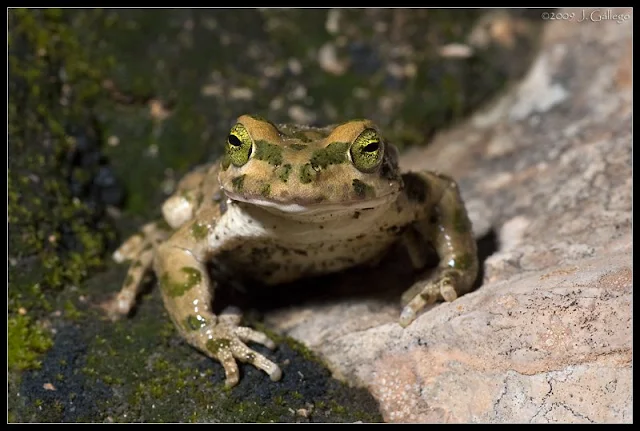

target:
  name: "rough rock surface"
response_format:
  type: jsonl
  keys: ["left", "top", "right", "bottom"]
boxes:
{"left": 264, "top": 8, "right": 632, "bottom": 423}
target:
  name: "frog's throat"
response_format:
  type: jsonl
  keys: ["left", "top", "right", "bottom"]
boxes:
{"left": 223, "top": 190, "right": 398, "bottom": 215}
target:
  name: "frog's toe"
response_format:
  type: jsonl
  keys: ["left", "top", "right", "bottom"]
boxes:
{"left": 399, "top": 283, "right": 437, "bottom": 327}
{"left": 399, "top": 269, "right": 463, "bottom": 327}
{"left": 230, "top": 339, "right": 282, "bottom": 382}
{"left": 201, "top": 322, "right": 281, "bottom": 386}
{"left": 218, "top": 348, "right": 240, "bottom": 388}
{"left": 110, "top": 290, "right": 137, "bottom": 317}
{"left": 439, "top": 276, "right": 458, "bottom": 302}
{"left": 235, "top": 326, "right": 277, "bottom": 350}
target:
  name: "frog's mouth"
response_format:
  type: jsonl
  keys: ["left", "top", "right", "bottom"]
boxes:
{"left": 223, "top": 190, "right": 397, "bottom": 215}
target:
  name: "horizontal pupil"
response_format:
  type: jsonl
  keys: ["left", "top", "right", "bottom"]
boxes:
{"left": 362, "top": 141, "right": 379, "bottom": 153}
{"left": 228, "top": 134, "right": 242, "bottom": 147}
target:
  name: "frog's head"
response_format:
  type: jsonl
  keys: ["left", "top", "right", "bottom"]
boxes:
{"left": 218, "top": 114, "right": 402, "bottom": 215}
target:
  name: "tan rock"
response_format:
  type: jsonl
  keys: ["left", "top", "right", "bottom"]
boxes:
{"left": 265, "top": 8, "right": 632, "bottom": 423}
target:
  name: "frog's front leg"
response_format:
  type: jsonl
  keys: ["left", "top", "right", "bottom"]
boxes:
{"left": 155, "top": 215, "right": 281, "bottom": 387}
{"left": 399, "top": 172, "right": 479, "bottom": 327}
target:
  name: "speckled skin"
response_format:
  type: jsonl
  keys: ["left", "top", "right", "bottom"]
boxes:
{"left": 111, "top": 115, "right": 478, "bottom": 387}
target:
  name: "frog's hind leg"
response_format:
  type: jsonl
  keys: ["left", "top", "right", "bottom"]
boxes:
{"left": 109, "top": 221, "right": 172, "bottom": 318}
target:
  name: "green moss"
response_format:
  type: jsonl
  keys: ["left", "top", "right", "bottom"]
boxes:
{"left": 252, "top": 322, "right": 322, "bottom": 365}
{"left": 310, "top": 142, "right": 349, "bottom": 170}
{"left": 63, "top": 299, "right": 84, "bottom": 321}
{"left": 254, "top": 140, "right": 284, "bottom": 166}
{"left": 8, "top": 314, "right": 54, "bottom": 371}
{"left": 8, "top": 9, "right": 118, "bottom": 340}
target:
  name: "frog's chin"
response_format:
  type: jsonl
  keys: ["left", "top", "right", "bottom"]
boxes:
{"left": 223, "top": 190, "right": 396, "bottom": 215}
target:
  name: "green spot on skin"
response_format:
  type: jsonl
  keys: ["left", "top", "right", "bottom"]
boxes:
{"left": 231, "top": 175, "right": 246, "bottom": 192}
{"left": 453, "top": 208, "right": 471, "bottom": 234}
{"left": 352, "top": 179, "right": 376, "bottom": 199}
{"left": 180, "top": 190, "right": 193, "bottom": 202}
{"left": 450, "top": 253, "right": 473, "bottom": 271}
{"left": 300, "top": 164, "right": 315, "bottom": 184}
{"left": 278, "top": 164, "right": 292, "bottom": 183}
{"left": 206, "top": 338, "right": 231, "bottom": 355}
{"left": 160, "top": 267, "right": 202, "bottom": 298}
{"left": 185, "top": 315, "right": 206, "bottom": 331}
{"left": 132, "top": 260, "right": 142, "bottom": 268}
{"left": 261, "top": 183, "right": 271, "bottom": 197}
{"left": 289, "top": 143, "right": 308, "bottom": 150}
{"left": 293, "top": 132, "right": 313, "bottom": 142}
{"left": 181, "top": 267, "right": 202, "bottom": 285}
{"left": 254, "top": 140, "right": 283, "bottom": 166}
{"left": 125, "top": 275, "right": 134, "bottom": 286}
{"left": 310, "top": 141, "right": 349, "bottom": 170}
{"left": 190, "top": 222, "right": 208, "bottom": 240}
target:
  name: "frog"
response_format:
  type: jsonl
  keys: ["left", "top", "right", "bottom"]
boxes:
{"left": 109, "top": 114, "right": 478, "bottom": 388}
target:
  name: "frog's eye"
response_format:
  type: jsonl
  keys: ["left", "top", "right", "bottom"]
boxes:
{"left": 226, "top": 123, "right": 253, "bottom": 167}
{"left": 350, "top": 128, "right": 384, "bottom": 173}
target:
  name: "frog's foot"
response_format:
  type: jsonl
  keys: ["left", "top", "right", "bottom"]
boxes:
{"left": 193, "top": 307, "right": 281, "bottom": 388}
{"left": 398, "top": 268, "right": 464, "bottom": 327}
{"left": 108, "top": 221, "right": 171, "bottom": 319}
